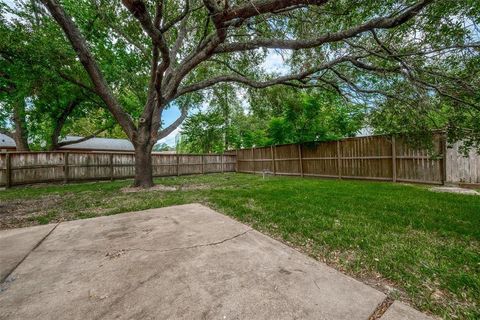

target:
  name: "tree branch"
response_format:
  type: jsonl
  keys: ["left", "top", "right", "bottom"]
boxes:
{"left": 121, "top": 0, "right": 170, "bottom": 66}
{"left": 215, "top": 0, "right": 328, "bottom": 25}
{"left": 163, "top": 0, "right": 334, "bottom": 99}
{"left": 122, "top": 0, "right": 171, "bottom": 122}
{"left": 175, "top": 55, "right": 357, "bottom": 97}
{"left": 157, "top": 109, "right": 187, "bottom": 140}
{"left": 214, "top": 0, "right": 432, "bottom": 53}
{"left": 50, "top": 98, "right": 80, "bottom": 149}
{"left": 57, "top": 72, "right": 98, "bottom": 95}
{"left": 209, "top": 58, "right": 248, "bottom": 77}
{"left": 0, "top": 128, "right": 14, "bottom": 139}
{"left": 55, "top": 126, "right": 111, "bottom": 148}
{"left": 160, "top": 0, "right": 190, "bottom": 33}
{"left": 40, "top": 0, "right": 136, "bottom": 140}
{"left": 164, "top": 30, "right": 226, "bottom": 99}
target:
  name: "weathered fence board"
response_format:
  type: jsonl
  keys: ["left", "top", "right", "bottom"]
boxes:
{"left": 4, "top": 135, "right": 477, "bottom": 188}
{"left": 0, "top": 152, "right": 236, "bottom": 187}
{"left": 446, "top": 142, "right": 480, "bottom": 185}
{"left": 236, "top": 134, "right": 446, "bottom": 185}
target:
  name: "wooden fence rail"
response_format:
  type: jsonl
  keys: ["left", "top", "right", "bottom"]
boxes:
{"left": 0, "top": 152, "right": 236, "bottom": 188}
{"left": 3, "top": 134, "right": 470, "bottom": 188}
{"left": 236, "top": 134, "right": 446, "bottom": 185}
{"left": 446, "top": 141, "right": 480, "bottom": 186}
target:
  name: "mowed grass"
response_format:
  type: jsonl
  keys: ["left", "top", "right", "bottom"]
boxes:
{"left": 1, "top": 173, "right": 479, "bottom": 319}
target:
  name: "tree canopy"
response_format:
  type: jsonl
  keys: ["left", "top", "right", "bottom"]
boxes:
{"left": 0, "top": 1, "right": 126, "bottom": 150}
{"left": 1, "top": 0, "right": 478, "bottom": 186}
{"left": 178, "top": 87, "right": 366, "bottom": 153}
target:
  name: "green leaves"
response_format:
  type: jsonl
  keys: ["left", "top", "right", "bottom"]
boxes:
{"left": 2, "top": 0, "right": 479, "bottom": 152}
{"left": 178, "top": 86, "right": 367, "bottom": 151}
{"left": 0, "top": 0, "right": 136, "bottom": 149}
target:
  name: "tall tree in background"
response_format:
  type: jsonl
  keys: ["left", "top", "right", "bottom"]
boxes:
{"left": 5, "top": 0, "right": 477, "bottom": 187}
{"left": 1, "top": 1, "right": 122, "bottom": 151}
{"left": 177, "top": 111, "right": 226, "bottom": 153}
{"left": 251, "top": 87, "right": 366, "bottom": 145}
{"left": 178, "top": 87, "right": 366, "bottom": 153}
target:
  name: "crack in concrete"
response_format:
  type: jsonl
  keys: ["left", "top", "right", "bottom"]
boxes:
{"left": 125, "top": 229, "right": 252, "bottom": 253}
{"left": 1, "top": 223, "right": 60, "bottom": 285}
{"left": 35, "top": 229, "right": 252, "bottom": 255}
{"left": 367, "top": 296, "right": 394, "bottom": 320}
{"left": 313, "top": 280, "right": 321, "bottom": 291}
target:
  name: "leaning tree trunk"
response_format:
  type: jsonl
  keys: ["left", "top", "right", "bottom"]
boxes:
{"left": 12, "top": 101, "right": 30, "bottom": 151}
{"left": 133, "top": 140, "right": 154, "bottom": 188}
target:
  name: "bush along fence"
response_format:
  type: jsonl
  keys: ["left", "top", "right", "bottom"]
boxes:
{"left": 236, "top": 134, "right": 447, "bottom": 185}
{"left": 0, "top": 152, "right": 236, "bottom": 188}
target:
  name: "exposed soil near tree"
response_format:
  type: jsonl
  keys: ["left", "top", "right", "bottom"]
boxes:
{"left": 121, "top": 184, "right": 210, "bottom": 193}
{"left": 0, "top": 194, "right": 72, "bottom": 229}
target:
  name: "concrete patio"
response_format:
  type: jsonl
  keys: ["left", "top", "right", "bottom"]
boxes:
{"left": 0, "top": 204, "right": 432, "bottom": 320}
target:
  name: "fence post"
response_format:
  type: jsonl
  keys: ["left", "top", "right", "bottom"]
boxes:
{"left": 391, "top": 136, "right": 397, "bottom": 182}
{"left": 221, "top": 153, "right": 224, "bottom": 173}
{"left": 5, "top": 152, "right": 11, "bottom": 188}
{"left": 176, "top": 154, "right": 180, "bottom": 176}
{"left": 441, "top": 135, "right": 447, "bottom": 185}
{"left": 336, "top": 140, "right": 342, "bottom": 179}
{"left": 201, "top": 155, "right": 205, "bottom": 174}
{"left": 271, "top": 145, "right": 276, "bottom": 175}
{"left": 110, "top": 154, "right": 114, "bottom": 181}
{"left": 235, "top": 149, "right": 238, "bottom": 172}
{"left": 298, "top": 144, "right": 304, "bottom": 177}
{"left": 64, "top": 152, "right": 69, "bottom": 184}
{"left": 251, "top": 147, "right": 255, "bottom": 174}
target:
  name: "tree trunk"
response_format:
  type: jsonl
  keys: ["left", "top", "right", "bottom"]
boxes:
{"left": 13, "top": 130, "right": 29, "bottom": 151}
{"left": 133, "top": 143, "right": 154, "bottom": 188}
{"left": 12, "top": 101, "right": 30, "bottom": 151}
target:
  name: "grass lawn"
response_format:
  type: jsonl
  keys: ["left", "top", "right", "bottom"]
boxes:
{"left": 1, "top": 173, "right": 479, "bottom": 319}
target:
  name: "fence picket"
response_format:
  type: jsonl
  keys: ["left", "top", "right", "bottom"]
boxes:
{"left": 236, "top": 134, "right": 446, "bottom": 185}
{"left": 0, "top": 152, "right": 236, "bottom": 187}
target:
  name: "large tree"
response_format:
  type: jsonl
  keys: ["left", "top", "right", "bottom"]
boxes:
{"left": 1, "top": 1, "right": 121, "bottom": 151}
{"left": 33, "top": 0, "right": 478, "bottom": 187}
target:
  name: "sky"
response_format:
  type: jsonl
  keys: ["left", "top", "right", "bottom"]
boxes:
{"left": 158, "top": 106, "right": 182, "bottom": 146}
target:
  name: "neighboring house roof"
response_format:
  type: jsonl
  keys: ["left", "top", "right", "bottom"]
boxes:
{"left": 0, "top": 134, "right": 134, "bottom": 152}
{"left": 0, "top": 134, "right": 16, "bottom": 148}
{"left": 58, "top": 136, "right": 134, "bottom": 151}
{"left": 1, "top": 134, "right": 174, "bottom": 153}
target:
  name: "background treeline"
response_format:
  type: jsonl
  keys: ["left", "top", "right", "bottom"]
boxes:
{"left": 177, "top": 86, "right": 366, "bottom": 153}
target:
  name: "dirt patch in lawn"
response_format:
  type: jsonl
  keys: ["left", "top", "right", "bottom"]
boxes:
{"left": 178, "top": 184, "right": 210, "bottom": 191}
{"left": 121, "top": 184, "right": 210, "bottom": 193}
{"left": 121, "top": 185, "right": 177, "bottom": 193}
{"left": 0, "top": 194, "right": 69, "bottom": 229}
{"left": 430, "top": 186, "right": 479, "bottom": 195}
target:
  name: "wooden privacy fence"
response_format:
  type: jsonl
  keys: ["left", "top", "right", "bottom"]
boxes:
{"left": 236, "top": 134, "right": 446, "bottom": 185}
{"left": 3, "top": 134, "right": 468, "bottom": 188}
{"left": 0, "top": 151, "right": 236, "bottom": 188}
{"left": 446, "top": 141, "right": 480, "bottom": 186}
